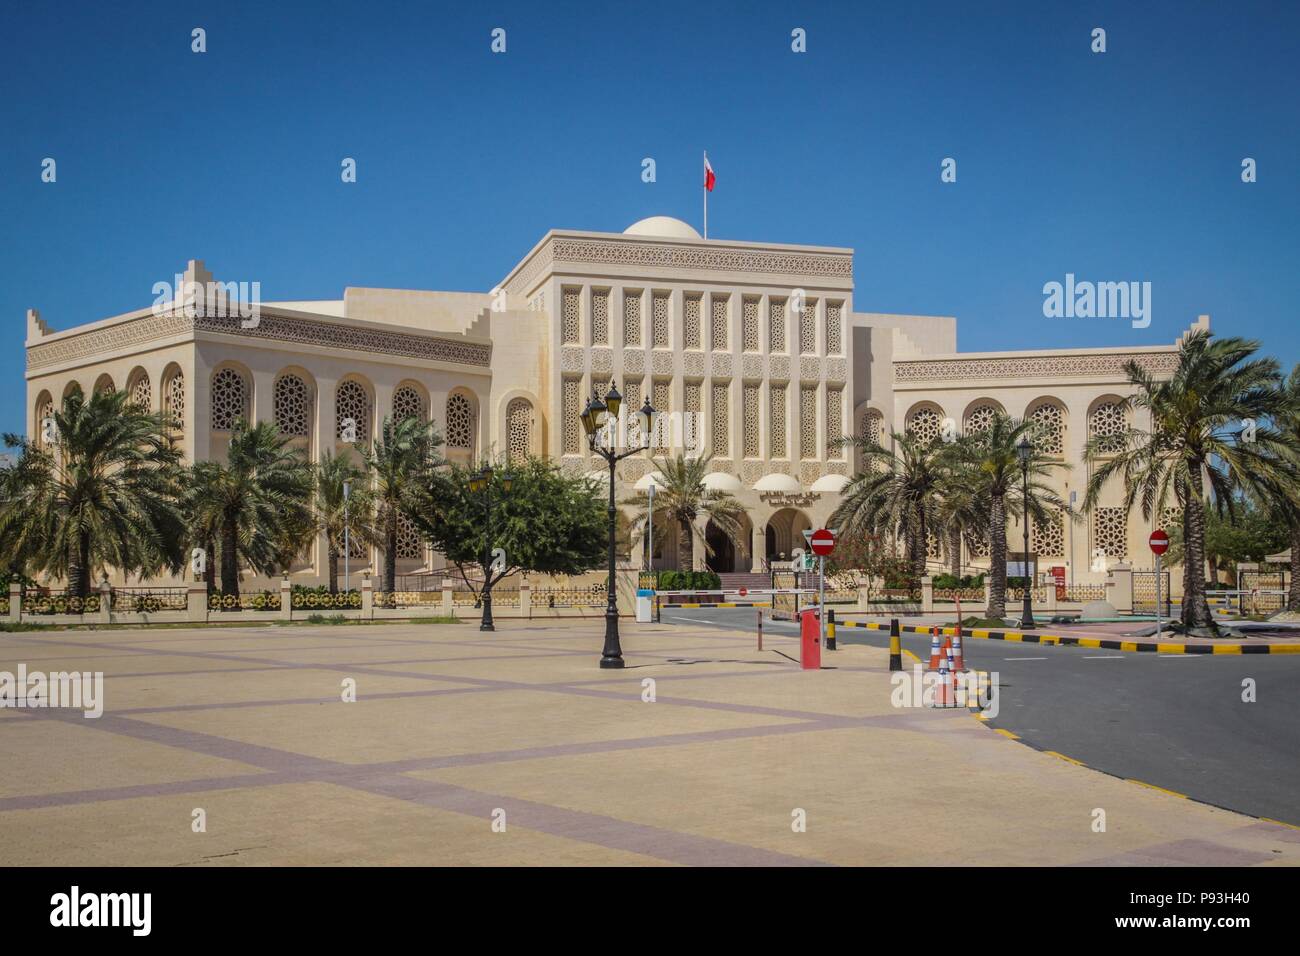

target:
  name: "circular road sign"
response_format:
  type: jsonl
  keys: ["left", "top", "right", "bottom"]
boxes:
{"left": 738, "top": 587, "right": 748, "bottom": 597}
{"left": 810, "top": 528, "right": 836, "bottom": 557}
{"left": 1149, "top": 529, "right": 1169, "bottom": 556}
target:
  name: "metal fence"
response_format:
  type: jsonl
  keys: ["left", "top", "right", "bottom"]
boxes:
{"left": 23, "top": 590, "right": 102, "bottom": 615}
{"left": 1132, "top": 571, "right": 1173, "bottom": 616}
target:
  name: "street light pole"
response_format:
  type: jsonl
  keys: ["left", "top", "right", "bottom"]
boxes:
{"left": 582, "top": 383, "right": 657, "bottom": 669}
{"left": 343, "top": 478, "right": 351, "bottom": 600}
{"left": 1017, "top": 436, "right": 1037, "bottom": 629}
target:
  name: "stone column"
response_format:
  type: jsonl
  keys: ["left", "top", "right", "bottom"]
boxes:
{"left": 921, "top": 575, "right": 934, "bottom": 614}
{"left": 441, "top": 581, "right": 454, "bottom": 617}
{"left": 187, "top": 583, "right": 208, "bottom": 623}
{"left": 751, "top": 522, "right": 766, "bottom": 573}
{"left": 520, "top": 580, "right": 532, "bottom": 619}
{"left": 362, "top": 572, "right": 374, "bottom": 619}
{"left": 1108, "top": 563, "right": 1134, "bottom": 613}
{"left": 98, "top": 577, "right": 112, "bottom": 624}
{"left": 280, "top": 576, "right": 293, "bottom": 621}
{"left": 8, "top": 582, "right": 20, "bottom": 623}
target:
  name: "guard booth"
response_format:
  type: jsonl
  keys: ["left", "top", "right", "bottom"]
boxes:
{"left": 771, "top": 570, "right": 801, "bottom": 620}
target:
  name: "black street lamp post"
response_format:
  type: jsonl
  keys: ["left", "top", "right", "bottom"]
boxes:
{"left": 1016, "top": 435, "right": 1037, "bottom": 629}
{"left": 581, "top": 382, "right": 656, "bottom": 669}
{"left": 468, "top": 464, "right": 514, "bottom": 632}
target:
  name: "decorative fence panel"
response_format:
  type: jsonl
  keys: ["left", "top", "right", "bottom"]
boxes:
{"left": 209, "top": 591, "right": 282, "bottom": 611}
{"left": 112, "top": 588, "right": 189, "bottom": 613}
{"left": 23, "top": 591, "right": 101, "bottom": 615}
{"left": 1132, "top": 572, "right": 1173, "bottom": 616}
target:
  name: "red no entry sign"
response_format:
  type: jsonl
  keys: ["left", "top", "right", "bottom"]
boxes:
{"left": 810, "top": 528, "right": 836, "bottom": 556}
{"left": 1149, "top": 529, "right": 1169, "bottom": 555}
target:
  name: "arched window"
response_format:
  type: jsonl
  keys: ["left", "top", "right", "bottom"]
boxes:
{"left": 163, "top": 369, "right": 185, "bottom": 433}
{"left": 395, "top": 511, "right": 423, "bottom": 560}
{"left": 335, "top": 380, "right": 371, "bottom": 443}
{"left": 905, "top": 405, "right": 944, "bottom": 446}
{"left": 1027, "top": 400, "right": 1066, "bottom": 456}
{"left": 506, "top": 398, "right": 533, "bottom": 464}
{"left": 446, "top": 393, "right": 474, "bottom": 450}
{"left": 274, "top": 373, "right": 311, "bottom": 437}
{"left": 34, "top": 391, "right": 53, "bottom": 447}
{"left": 1088, "top": 400, "right": 1127, "bottom": 455}
{"left": 93, "top": 374, "right": 116, "bottom": 396}
{"left": 211, "top": 368, "right": 249, "bottom": 431}
{"left": 127, "top": 370, "right": 151, "bottom": 411}
{"left": 392, "top": 384, "right": 426, "bottom": 424}
{"left": 963, "top": 401, "right": 1002, "bottom": 435}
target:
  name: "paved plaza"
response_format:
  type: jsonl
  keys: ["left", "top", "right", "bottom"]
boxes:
{"left": 1, "top": 618, "right": 1297, "bottom": 866}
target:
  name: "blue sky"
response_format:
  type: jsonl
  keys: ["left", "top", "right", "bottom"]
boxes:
{"left": 2, "top": 1, "right": 1297, "bottom": 437}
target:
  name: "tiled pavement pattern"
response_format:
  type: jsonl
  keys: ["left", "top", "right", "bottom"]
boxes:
{"left": 1, "top": 620, "right": 1297, "bottom": 866}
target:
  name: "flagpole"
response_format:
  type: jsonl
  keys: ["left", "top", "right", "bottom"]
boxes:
{"left": 703, "top": 151, "right": 708, "bottom": 239}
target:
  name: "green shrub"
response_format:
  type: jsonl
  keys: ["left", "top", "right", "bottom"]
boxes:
{"left": 653, "top": 570, "right": 721, "bottom": 591}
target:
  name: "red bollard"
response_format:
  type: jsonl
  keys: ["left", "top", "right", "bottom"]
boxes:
{"left": 800, "top": 608, "right": 821, "bottom": 670}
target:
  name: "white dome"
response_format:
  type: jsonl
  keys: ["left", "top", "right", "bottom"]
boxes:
{"left": 809, "top": 474, "right": 851, "bottom": 493}
{"left": 701, "top": 472, "right": 743, "bottom": 493}
{"left": 623, "top": 216, "right": 701, "bottom": 240}
{"left": 753, "top": 473, "right": 801, "bottom": 493}
{"left": 633, "top": 472, "right": 665, "bottom": 491}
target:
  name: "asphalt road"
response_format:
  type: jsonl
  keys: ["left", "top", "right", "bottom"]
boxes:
{"left": 659, "top": 606, "right": 1300, "bottom": 826}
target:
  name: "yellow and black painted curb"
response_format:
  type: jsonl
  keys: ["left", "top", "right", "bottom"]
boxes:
{"left": 834, "top": 619, "right": 1300, "bottom": 655}
{"left": 972, "top": 711, "right": 1300, "bottom": 832}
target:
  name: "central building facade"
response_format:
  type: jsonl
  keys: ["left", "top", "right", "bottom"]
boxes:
{"left": 23, "top": 215, "right": 1200, "bottom": 587}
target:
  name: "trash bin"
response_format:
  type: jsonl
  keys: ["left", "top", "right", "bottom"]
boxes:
{"left": 635, "top": 589, "right": 654, "bottom": 623}
{"left": 799, "top": 608, "right": 821, "bottom": 670}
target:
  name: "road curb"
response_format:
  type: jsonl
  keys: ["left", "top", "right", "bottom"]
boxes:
{"left": 834, "top": 619, "right": 1300, "bottom": 655}
{"left": 971, "top": 710, "right": 1300, "bottom": 831}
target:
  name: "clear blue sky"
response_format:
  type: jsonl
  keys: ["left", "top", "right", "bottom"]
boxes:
{"left": 2, "top": 1, "right": 1297, "bottom": 437}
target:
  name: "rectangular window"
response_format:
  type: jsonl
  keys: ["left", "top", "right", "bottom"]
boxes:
{"left": 769, "top": 299, "right": 787, "bottom": 354}
{"left": 826, "top": 302, "right": 842, "bottom": 355}
{"left": 683, "top": 294, "right": 702, "bottom": 349}
{"left": 769, "top": 384, "right": 787, "bottom": 458}
{"left": 799, "top": 299, "right": 818, "bottom": 355}
{"left": 742, "top": 297, "right": 760, "bottom": 353}
{"left": 827, "top": 386, "right": 843, "bottom": 459}
{"left": 711, "top": 382, "right": 730, "bottom": 458}
{"left": 562, "top": 288, "right": 581, "bottom": 345}
{"left": 652, "top": 379, "right": 671, "bottom": 450}
{"left": 800, "top": 385, "right": 818, "bottom": 458}
{"left": 623, "top": 290, "right": 642, "bottom": 346}
{"left": 652, "top": 292, "right": 670, "bottom": 348}
{"left": 711, "top": 294, "right": 729, "bottom": 351}
{"left": 591, "top": 288, "right": 609, "bottom": 346}
{"left": 562, "top": 378, "right": 582, "bottom": 454}
{"left": 624, "top": 380, "right": 642, "bottom": 447}
{"left": 743, "top": 384, "right": 761, "bottom": 458}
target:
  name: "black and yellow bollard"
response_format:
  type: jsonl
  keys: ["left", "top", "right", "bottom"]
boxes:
{"left": 826, "top": 609, "right": 837, "bottom": 651}
{"left": 889, "top": 617, "right": 903, "bottom": 671}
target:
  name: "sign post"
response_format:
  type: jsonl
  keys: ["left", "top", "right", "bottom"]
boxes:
{"left": 807, "top": 528, "right": 837, "bottom": 648}
{"left": 1149, "top": 529, "right": 1169, "bottom": 636}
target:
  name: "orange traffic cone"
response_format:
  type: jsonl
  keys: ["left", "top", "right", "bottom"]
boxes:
{"left": 952, "top": 631, "right": 965, "bottom": 672}
{"left": 928, "top": 628, "right": 943, "bottom": 670}
{"left": 934, "top": 651, "right": 954, "bottom": 708}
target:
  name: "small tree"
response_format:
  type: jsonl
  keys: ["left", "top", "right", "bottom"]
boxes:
{"left": 410, "top": 457, "right": 606, "bottom": 600}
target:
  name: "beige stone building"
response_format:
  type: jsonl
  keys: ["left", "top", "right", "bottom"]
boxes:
{"left": 23, "top": 215, "right": 1200, "bottom": 587}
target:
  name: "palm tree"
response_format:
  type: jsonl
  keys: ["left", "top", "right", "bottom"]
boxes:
{"left": 361, "top": 416, "right": 443, "bottom": 593}
{"left": 955, "top": 415, "right": 1067, "bottom": 620}
{"left": 0, "top": 389, "right": 186, "bottom": 596}
{"left": 621, "top": 453, "right": 745, "bottom": 571}
{"left": 1262, "top": 364, "right": 1300, "bottom": 613}
{"left": 934, "top": 471, "right": 989, "bottom": 578}
{"left": 185, "top": 420, "right": 313, "bottom": 597}
{"left": 1083, "top": 331, "right": 1295, "bottom": 633}
{"left": 313, "top": 450, "right": 378, "bottom": 594}
{"left": 831, "top": 430, "right": 948, "bottom": 579}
